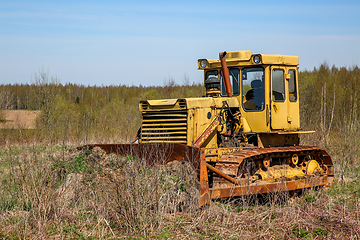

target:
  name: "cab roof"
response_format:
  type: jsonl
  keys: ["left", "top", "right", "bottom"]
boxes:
{"left": 198, "top": 51, "right": 299, "bottom": 69}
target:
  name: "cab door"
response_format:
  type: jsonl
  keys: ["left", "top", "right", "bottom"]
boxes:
{"left": 240, "top": 67, "right": 269, "bottom": 132}
{"left": 270, "top": 67, "right": 288, "bottom": 129}
{"left": 286, "top": 68, "right": 300, "bottom": 130}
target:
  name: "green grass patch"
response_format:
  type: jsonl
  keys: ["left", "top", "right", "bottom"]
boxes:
{"left": 313, "top": 228, "right": 328, "bottom": 236}
{"left": 0, "top": 198, "right": 17, "bottom": 211}
{"left": 291, "top": 226, "right": 310, "bottom": 238}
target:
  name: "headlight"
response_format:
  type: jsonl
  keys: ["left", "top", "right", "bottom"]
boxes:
{"left": 253, "top": 55, "right": 261, "bottom": 64}
{"left": 200, "top": 60, "right": 207, "bottom": 68}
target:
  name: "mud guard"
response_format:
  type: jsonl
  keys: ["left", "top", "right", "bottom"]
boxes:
{"left": 199, "top": 148, "right": 211, "bottom": 207}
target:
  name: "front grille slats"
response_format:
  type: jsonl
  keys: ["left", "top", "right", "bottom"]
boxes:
{"left": 142, "top": 123, "right": 187, "bottom": 127}
{"left": 142, "top": 114, "right": 186, "bottom": 118}
{"left": 141, "top": 110, "right": 188, "bottom": 143}
{"left": 141, "top": 140, "right": 187, "bottom": 144}
{"left": 142, "top": 118, "right": 186, "bottom": 122}
{"left": 142, "top": 128, "right": 187, "bottom": 132}
{"left": 144, "top": 131, "right": 187, "bottom": 136}
{"left": 142, "top": 136, "right": 187, "bottom": 139}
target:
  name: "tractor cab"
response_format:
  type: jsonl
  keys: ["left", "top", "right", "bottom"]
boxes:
{"left": 198, "top": 51, "right": 300, "bottom": 135}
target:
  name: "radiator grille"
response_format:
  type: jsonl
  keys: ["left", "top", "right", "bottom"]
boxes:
{"left": 141, "top": 110, "right": 188, "bottom": 143}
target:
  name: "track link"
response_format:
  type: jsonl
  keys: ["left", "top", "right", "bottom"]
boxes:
{"left": 209, "top": 146, "right": 334, "bottom": 199}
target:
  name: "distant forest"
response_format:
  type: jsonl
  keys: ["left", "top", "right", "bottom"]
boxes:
{"left": 0, "top": 72, "right": 205, "bottom": 143}
{"left": 1, "top": 64, "right": 360, "bottom": 153}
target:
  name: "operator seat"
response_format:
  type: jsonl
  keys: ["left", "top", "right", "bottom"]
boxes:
{"left": 251, "top": 80, "right": 265, "bottom": 110}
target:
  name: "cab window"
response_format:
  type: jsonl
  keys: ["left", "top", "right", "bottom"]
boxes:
{"left": 220, "top": 68, "right": 240, "bottom": 96}
{"left": 288, "top": 70, "right": 297, "bottom": 102}
{"left": 272, "top": 69, "right": 285, "bottom": 102}
{"left": 242, "top": 67, "right": 265, "bottom": 111}
{"left": 205, "top": 70, "right": 218, "bottom": 80}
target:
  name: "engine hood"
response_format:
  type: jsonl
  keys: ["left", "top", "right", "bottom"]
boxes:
{"left": 139, "top": 97, "right": 240, "bottom": 111}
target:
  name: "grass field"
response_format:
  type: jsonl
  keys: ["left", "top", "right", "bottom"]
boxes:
{"left": 0, "top": 141, "right": 359, "bottom": 239}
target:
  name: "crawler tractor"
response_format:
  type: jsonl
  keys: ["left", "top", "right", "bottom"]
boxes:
{"left": 81, "top": 51, "right": 334, "bottom": 206}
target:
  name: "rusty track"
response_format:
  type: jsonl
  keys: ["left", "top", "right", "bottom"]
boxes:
{"left": 210, "top": 176, "right": 329, "bottom": 199}
{"left": 217, "top": 146, "right": 333, "bottom": 170}
{"left": 206, "top": 146, "right": 334, "bottom": 201}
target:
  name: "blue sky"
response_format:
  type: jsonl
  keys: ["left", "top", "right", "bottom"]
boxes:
{"left": 1, "top": 0, "right": 359, "bottom": 86}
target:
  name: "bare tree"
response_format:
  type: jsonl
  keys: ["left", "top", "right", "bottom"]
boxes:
{"left": 32, "top": 68, "right": 61, "bottom": 140}
{"left": 0, "top": 89, "right": 13, "bottom": 110}
{"left": 0, "top": 89, "right": 13, "bottom": 122}
{"left": 32, "top": 67, "right": 60, "bottom": 110}
{"left": 183, "top": 73, "right": 190, "bottom": 86}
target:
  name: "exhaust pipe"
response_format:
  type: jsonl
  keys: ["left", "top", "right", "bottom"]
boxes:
{"left": 219, "top": 51, "right": 232, "bottom": 97}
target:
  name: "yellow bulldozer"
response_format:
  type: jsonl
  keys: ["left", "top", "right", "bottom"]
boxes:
{"left": 80, "top": 51, "right": 334, "bottom": 207}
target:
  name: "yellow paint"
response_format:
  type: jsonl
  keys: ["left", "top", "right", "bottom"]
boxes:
{"left": 147, "top": 99, "right": 178, "bottom": 106}
{"left": 291, "top": 154, "right": 299, "bottom": 165}
{"left": 204, "top": 147, "right": 245, "bottom": 162}
{"left": 198, "top": 51, "right": 299, "bottom": 70}
{"left": 306, "top": 160, "right": 321, "bottom": 174}
{"left": 256, "top": 159, "right": 323, "bottom": 182}
{"left": 257, "top": 166, "right": 305, "bottom": 182}
{"left": 240, "top": 117, "right": 251, "bottom": 132}
{"left": 140, "top": 51, "right": 304, "bottom": 150}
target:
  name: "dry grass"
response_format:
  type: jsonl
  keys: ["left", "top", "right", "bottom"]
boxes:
{"left": 0, "top": 145, "right": 200, "bottom": 238}
{"left": 0, "top": 143, "right": 359, "bottom": 239}
{"left": 0, "top": 110, "right": 40, "bottom": 129}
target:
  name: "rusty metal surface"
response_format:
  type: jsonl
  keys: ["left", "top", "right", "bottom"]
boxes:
{"left": 218, "top": 146, "right": 333, "bottom": 170}
{"left": 199, "top": 149, "right": 211, "bottom": 207}
{"left": 77, "top": 143, "right": 201, "bottom": 170}
{"left": 219, "top": 51, "right": 232, "bottom": 97}
{"left": 210, "top": 176, "right": 329, "bottom": 199}
{"left": 206, "top": 163, "right": 238, "bottom": 185}
{"left": 192, "top": 116, "right": 220, "bottom": 148}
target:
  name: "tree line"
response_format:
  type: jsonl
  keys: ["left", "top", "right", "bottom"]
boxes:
{"left": 299, "top": 64, "right": 360, "bottom": 165}
{"left": 1, "top": 64, "right": 359, "bottom": 155}
{"left": 0, "top": 70, "right": 204, "bottom": 143}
